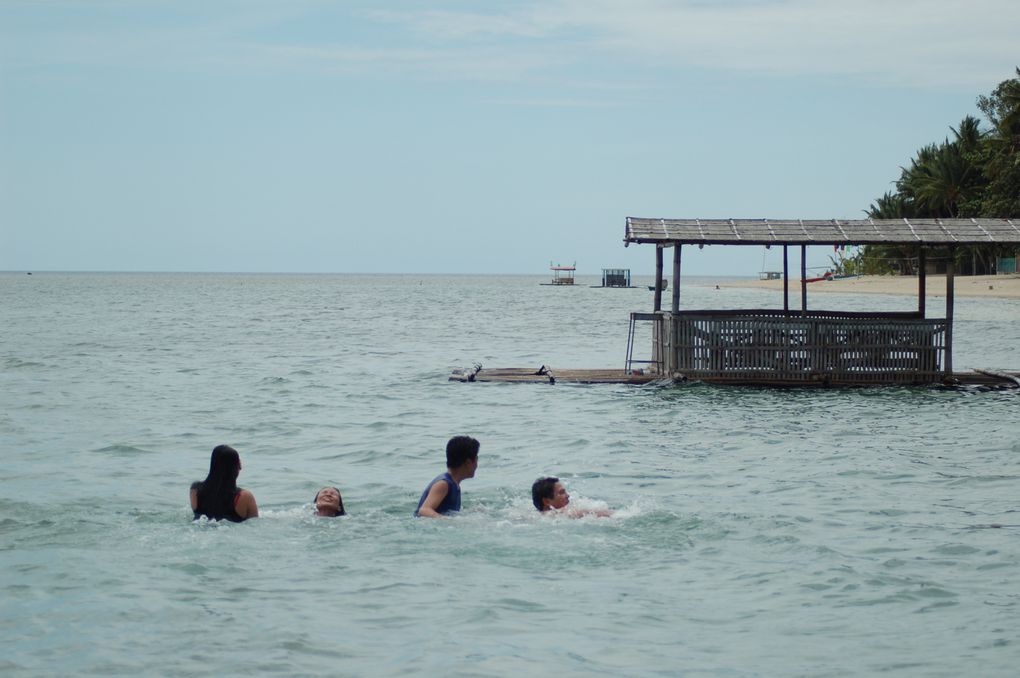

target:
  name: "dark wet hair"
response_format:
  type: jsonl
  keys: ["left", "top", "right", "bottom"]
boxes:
{"left": 446, "top": 436, "right": 479, "bottom": 469}
{"left": 192, "top": 445, "right": 242, "bottom": 521}
{"left": 532, "top": 476, "right": 559, "bottom": 511}
{"left": 313, "top": 486, "right": 346, "bottom": 517}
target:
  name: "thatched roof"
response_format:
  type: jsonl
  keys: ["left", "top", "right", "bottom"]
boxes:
{"left": 625, "top": 218, "right": 1020, "bottom": 246}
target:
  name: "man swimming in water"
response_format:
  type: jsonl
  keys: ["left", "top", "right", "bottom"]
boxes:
{"left": 531, "top": 476, "right": 611, "bottom": 517}
{"left": 415, "top": 436, "right": 479, "bottom": 518}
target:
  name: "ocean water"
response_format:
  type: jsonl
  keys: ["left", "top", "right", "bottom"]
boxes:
{"left": 2, "top": 271, "right": 1018, "bottom": 677}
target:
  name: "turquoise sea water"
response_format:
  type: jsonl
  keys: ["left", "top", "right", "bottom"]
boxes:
{"left": 2, "top": 272, "right": 1019, "bottom": 677}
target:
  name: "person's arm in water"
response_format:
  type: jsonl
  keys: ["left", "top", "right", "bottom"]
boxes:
{"left": 190, "top": 486, "right": 199, "bottom": 512}
{"left": 568, "top": 507, "right": 612, "bottom": 518}
{"left": 416, "top": 479, "right": 450, "bottom": 519}
{"left": 236, "top": 489, "right": 259, "bottom": 519}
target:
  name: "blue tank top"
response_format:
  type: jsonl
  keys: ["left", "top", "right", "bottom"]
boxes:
{"left": 415, "top": 472, "right": 461, "bottom": 516}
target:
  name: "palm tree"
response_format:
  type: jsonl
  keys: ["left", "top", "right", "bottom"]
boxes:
{"left": 892, "top": 119, "right": 986, "bottom": 219}
{"left": 951, "top": 115, "right": 983, "bottom": 153}
{"left": 862, "top": 71, "right": 1020, "bottom": 274}
{"left": 867, "top": 191, "right": 913, "bottom": 219}
{"left": 916, "top": 141, "right": 983, "bottom": 217}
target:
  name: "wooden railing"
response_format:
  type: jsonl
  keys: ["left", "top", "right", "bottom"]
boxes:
{"left": 651, "top": 310, "right": 947, "bottom": 384}
{"left": 625, "top": 312, "right": 664, "bottom": 373}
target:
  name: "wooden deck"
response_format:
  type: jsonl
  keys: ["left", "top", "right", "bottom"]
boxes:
{"left": 450, "top": 365, "right": 1020, "bottom": 388}
{"left": 449, "top": 365, "right": 659, "bottom": 385}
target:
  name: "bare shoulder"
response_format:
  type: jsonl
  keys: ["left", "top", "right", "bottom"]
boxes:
{"left": 237, "top": 488, "right": 259, "bottom": 519}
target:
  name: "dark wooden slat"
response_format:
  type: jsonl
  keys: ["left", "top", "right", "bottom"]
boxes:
{"left": 665, "top": 314, "right": 948, "bottom": 384}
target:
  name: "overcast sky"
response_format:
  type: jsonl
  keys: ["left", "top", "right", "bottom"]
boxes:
{"left": 2, "top": 0, "right": 1017, "bottom": 275}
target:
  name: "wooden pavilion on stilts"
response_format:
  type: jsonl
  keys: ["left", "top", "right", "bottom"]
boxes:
{"left": 624, "top": 217, "right": 1020, "bottom": 386}
{"left": 451, "top": 217, "right": 1020, "bottom": 387}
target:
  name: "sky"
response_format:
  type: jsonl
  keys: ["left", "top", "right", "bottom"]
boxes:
{"left": 2, "top": 0, "right": 1018, "bottom": 276}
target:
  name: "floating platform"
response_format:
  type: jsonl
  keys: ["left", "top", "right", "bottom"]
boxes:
{"left": 450, "top": 365, "right": 1020, "bottom": 388}
{"left": 449, "top": 365, "right": 659, "bottom": 385}
{"left": 591, "top": 268, "right": 636, "bottom": 288}
{"left": 542, "top": 263, "right": 576, "bottom": 285}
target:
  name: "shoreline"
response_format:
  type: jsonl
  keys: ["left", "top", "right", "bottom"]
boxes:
{"left": 719, "top": 274, "right": 1020, "bottom": 299}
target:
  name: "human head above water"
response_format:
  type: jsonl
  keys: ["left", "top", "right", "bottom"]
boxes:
{"left": 446, "top": 435, "right": 480, "bottom": 469}
{"left": 313, "top": 486, "right": 346, "bottom": 517}
{"left": 206, "top": 444, "right": 241, "bottom": 485}
{"left": 532, "top": 476, "right": 570, "bottom": 512}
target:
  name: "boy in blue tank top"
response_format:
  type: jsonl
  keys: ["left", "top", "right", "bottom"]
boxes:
{"left": 415, "top": 436, "right": 480, "bottom": 518}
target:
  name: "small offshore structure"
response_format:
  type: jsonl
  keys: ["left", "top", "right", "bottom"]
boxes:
{"left": 452, "top": 217, "right": 1020, "bottom": 387}
{"left": 541, "top": 262, "right": 576, "bottom": 286}
{"left": 592, "top": 268, "right": 635, "bottom": 288}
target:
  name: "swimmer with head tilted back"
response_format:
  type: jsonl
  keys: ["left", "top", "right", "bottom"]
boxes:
{"left": 313, "top": 486, "right": 346, "bottom": 517}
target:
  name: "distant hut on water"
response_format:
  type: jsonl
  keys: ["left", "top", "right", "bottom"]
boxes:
{"left": 542, "top": 262, "right": 576, "bottom": 286}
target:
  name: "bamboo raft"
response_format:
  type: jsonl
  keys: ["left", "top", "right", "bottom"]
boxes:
{"left": 450, "top": 365, "right": 1020, "bottom": 388}
{"left": 449, "top": 365, "right": 659, "bottom": 385}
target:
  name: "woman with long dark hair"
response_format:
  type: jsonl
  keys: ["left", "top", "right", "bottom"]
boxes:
{"left": 312, "top": 486, "right": 346, "bottom": 517}
{"left": 190, "top": 444, "right": 258, "bottom": 522}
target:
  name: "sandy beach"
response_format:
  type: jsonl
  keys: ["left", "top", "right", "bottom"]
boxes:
{"left": 722, "top": 274, "right": 1020, "bottom": 299}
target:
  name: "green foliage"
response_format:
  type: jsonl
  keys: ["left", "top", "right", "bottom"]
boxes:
{"left": 828, "top": 245, "right": 902, "bottom": 276}
{"left": 976, "top": 68, "right": 1020, "bottom": 218}
{"left": 867, "top": 191, "right": 912, "bottom": 219}
{"left": 863, "top": 69, "right": 1020, "bottom": 274}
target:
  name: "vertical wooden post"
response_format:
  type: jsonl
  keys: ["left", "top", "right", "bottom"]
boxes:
{"left": 783, "top": 245, "right": 789, "bottom": 314}
{"left": 671, "top": 244, "right": 682, "bottom": 314}
{"left": 918, "top": 247, "right": 926, "bottom": 317}
{"left": 800, "top": 244, "right": 807, "bottom": 316}
{"left": 654, "top": 245, "right": 663, "bottom": 312}
{"left": 945, "top": 248, "right": 955, "bottom": 376}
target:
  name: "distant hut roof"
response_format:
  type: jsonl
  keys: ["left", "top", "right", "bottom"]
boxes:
{"left": 625, "top": 218, "right": 1020, "bottom": 247}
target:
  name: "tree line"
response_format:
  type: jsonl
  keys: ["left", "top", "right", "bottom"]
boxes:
{"left": 839, "top": 68, "right": 1020, "bottom": 276}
